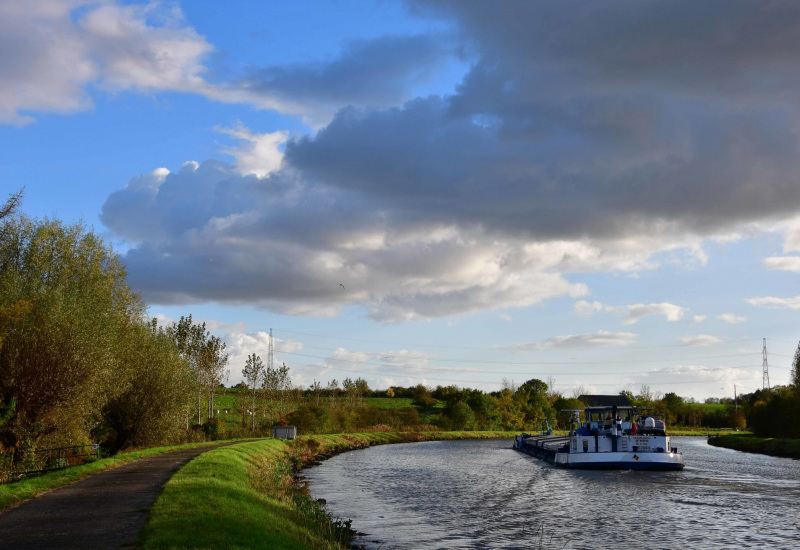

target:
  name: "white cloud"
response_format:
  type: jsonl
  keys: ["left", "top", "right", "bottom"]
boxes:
{"left": 781, "top": 217, "right": 800, "bottom": 253}
{"left": 717, "top": 313, "right": 746, "bottom": 324}
{"left": 217, "top": 124, "right": 287, "bottom": 178}
{"left": 639, "top": 364, "right": 760, "bottom": 384}
{"left": 573, "top": 300, "right": 603, "bottom": 316}
{"left": 608, "top": 302, "right": 686, "bottom": 325}
{"left": 691, "top": 315, "right": 707, "bottom": 323}
{"left": 679, "top": 334, "right": 723, "bottom": 346}
{"left": 763, "top": 256, "right": 800, "bottom": 273}
{"left": 103, "top": 159, "right": 595, "bottom": 321}
{"left": 499, "top": 314, "right": 512, "bottom": 322}
{"left": 747, "top": 295, "right": 800, "bottom": 310}
{"left": 517, "top": 330, "right": 638, "bottom": 350}
{"left": 202, "top": 319, "right": 249, "bottom": 334}
{"left": 0, "top": 1, "right": 213, "bottom": 125}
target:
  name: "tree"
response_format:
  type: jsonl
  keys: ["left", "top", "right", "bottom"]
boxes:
{"left": 619, "top": 390, "right": 636, "bottom": 406}
{"left": 660, "top": 392, "right": 684, "bottom": 425}
{"left": 342, "top": 377, "right": 369, "bottom": 408}
{"left": 102, "top": 323, "right": 194, "bottom": 451}
{"left": 636, "top": 385, "right": 654, "bottom": 405}
{"left": 166, "top": 315, "right": 207, "bottom": 426}
{"left": 310, "top": 379, "right": 323, "bottom": 405}
{"left": 0, "top": 189, "right": 23, "bottom": 221}
{"left": 516, "top": 378, "right": 553, "bottom": 428}
{"left": 275, "top": 362, "right": 292, "bottom": 420}
{"left": 495, "top": 388, "right": 525, "bottom": 430}
{"left": 242, "top": 353, "right": 264, "bottom": 431}
{"left": 552, "top": 396, "right": 585, "bottom": 429}
{"left": 200, "top": 335, "right": 228, "bottom": 421}
{"left": 447, "top": 401, "right": 475, "bottom": 430}
{"left": 791, "top": 341, "right": 800, "bottom": 391}
{"left": 0, "top": 216, "right": 144, "bottom": 455}
{"left": 464, "top": 392, "right": 501, "bottom": 430}
{"left": 412, "top": 384, "right": 435, "bottom": 407}
{"left": 165, "top": 316, "right": 227, "bottom": 426}
{"left": 262, "top": 362, "right": 292, "bottom": 426}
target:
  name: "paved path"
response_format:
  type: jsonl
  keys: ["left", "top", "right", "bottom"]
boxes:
{"left": 0, "top": 443, "right": 233, "bottom": 549}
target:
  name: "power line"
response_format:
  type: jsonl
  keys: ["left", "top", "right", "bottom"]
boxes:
{"left": 276, "top": 350, "right": 762, "bottom": 377}
{"left": 273, "top": 327, "right": 763, "bottom": 352}
{"left": 274, "top": 345, "right": 760, "bottom": 366}
{"left": 283, "top": 360, "right": 764, "bottom": 388}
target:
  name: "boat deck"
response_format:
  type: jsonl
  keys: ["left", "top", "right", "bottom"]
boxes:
{"left": 515, "top": 434, "right": 569, "bottom": 462}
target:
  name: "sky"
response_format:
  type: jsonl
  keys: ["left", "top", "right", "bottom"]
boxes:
{"left": 2, "top": 0, "right": 800, "bottom": 400}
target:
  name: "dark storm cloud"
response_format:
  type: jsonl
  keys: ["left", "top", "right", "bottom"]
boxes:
{"left": 414, "top": 0, "right": 800, "bottom": 99}
{"left": 283, "top": 0, "right": 800, "bottom": 239}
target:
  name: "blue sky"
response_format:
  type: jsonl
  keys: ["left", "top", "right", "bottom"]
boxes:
{"left": 3, "top": 0, "right": 800, "bottom": 399}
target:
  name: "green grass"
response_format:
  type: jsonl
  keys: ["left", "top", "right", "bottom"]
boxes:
{"left": 140, "top": 439, "right": 321, "bottom": 549}
{"left": 141, "top": 431, "right": 518, "bottom": 549}
{"left": 708, "top": 433, "right": 800, "bottom": 459}
{"left": 0, "top": 440, "right": 252, "bottom": 512}
{"left": 670, "top": 427, "right": 747, "bottom": 436}
{"left": 365, "top": 397, "right": 415, "bottom": 409}
{"left": 214, "top": 392, "right": 239, "bottom": 410}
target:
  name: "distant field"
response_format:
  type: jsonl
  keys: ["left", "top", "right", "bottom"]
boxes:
{"left": 214, "top": 392, "right": 238, "bottom": 410}
{"left": 686, "top": 402, "right": 728, "bottom": 413}
{"left": 366, "top": 397, "right": 415, "bottom": 409}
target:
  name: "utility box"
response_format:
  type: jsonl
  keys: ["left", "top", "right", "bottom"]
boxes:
{"left": 272, "top": 426, "right": 297, "bottom": 440}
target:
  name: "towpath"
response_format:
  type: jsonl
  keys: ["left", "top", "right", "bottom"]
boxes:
{"left": 0, "top": 442, "right": 236, "bottom": 549}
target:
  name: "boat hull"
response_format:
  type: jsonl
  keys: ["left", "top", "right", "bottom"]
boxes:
{"left": 513, "top": 435, "right": 684, "bottom": 470}
{"left": 554, "top": 450, "right": 684, "bottom": 470}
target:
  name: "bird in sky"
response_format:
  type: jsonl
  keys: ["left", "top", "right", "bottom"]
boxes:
{"left": 339, "top": 283, "right": 345, "bottom": 289}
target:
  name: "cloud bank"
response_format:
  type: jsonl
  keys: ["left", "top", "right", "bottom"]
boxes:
{"left": 86, "top": 1, "right": 800, "bottom": 321}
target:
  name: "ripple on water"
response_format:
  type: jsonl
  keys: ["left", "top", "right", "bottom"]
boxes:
{"left": 303, "top": 437, "right": 800, "bottom": 549}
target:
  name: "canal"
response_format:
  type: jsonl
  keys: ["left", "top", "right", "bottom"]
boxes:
{"left": 303, "top": 437, "right": 800, "bottom": 549}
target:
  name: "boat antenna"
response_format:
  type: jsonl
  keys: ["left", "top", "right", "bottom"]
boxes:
{"left": 762, "top": 338, "right": 770, "bottom": 391}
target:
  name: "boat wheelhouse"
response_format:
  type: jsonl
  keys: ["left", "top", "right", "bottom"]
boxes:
{"left": 513, "top": 398, "right": 684, "bottom": 470}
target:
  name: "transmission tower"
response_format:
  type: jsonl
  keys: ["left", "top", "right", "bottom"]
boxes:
{"left": 762, "top": 338, "right": 770, "bottom": 391}
{"left": 268, "top": 328, "right": 274, "bottom": 372}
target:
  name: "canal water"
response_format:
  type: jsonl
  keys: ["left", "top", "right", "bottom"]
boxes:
{"left": 303, "top": 437, "right": 800, "bottom": 549}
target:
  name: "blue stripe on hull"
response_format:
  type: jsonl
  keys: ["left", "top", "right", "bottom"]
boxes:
{"left": 562, "top": 461, "right": 684, "bottom": 471}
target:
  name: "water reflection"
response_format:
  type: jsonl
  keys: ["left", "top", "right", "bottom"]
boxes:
{"left": 303, "top": 437, "right": 800, "bottom": 549}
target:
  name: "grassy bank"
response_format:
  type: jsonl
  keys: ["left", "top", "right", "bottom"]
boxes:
{"left": 141, "top": 431, "right": 517, "bottom": 549}
{"left": 708, "top": 433, "right": 800, "bottom": 459}
{"left": 671, "top": 428, "right": 749, "bottom": 436}
{"left": 0, "top": 440, "right": 252, "bottom": 512}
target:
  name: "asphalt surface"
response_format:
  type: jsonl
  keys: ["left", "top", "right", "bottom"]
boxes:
{"left": 0, "top": 443, "right": 232, "bottom": 549}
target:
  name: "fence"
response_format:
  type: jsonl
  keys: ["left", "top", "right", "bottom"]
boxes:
{"left": 1, "top": 444, "right": 100, "bottom": 482}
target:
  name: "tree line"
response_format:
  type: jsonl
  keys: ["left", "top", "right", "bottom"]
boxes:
{"left": 739, "top": 346, "right": 800, "bottom": 438}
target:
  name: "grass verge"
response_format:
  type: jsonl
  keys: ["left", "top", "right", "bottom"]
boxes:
{"left": 708, "top": 433, "right": 800, "bottom": 459}
{"left": 0, "top": 440, "right": 253, "bottom": 512}
{"left": 140, "top": 431, "right": 517, "bottom": 549}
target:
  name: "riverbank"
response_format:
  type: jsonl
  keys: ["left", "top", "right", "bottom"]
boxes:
{"left": 140, "top": 430, "right": 516, "bottom": 549}
{"left": 707, "top": 433, "right": 800, "bottom": 459}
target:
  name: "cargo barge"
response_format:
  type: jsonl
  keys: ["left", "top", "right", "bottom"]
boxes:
{"left": 513, "top": 399, "right": 684, "bottom": 470}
